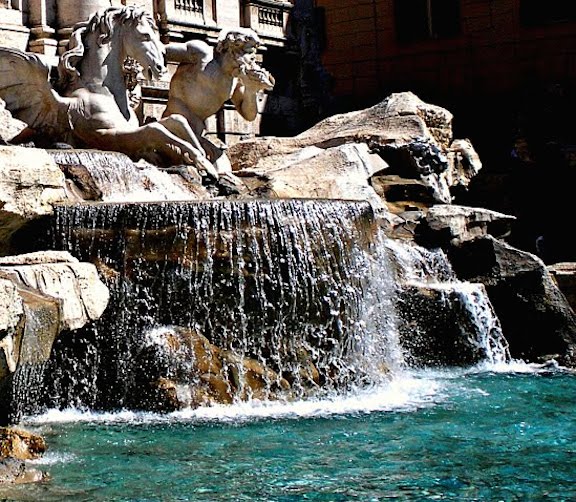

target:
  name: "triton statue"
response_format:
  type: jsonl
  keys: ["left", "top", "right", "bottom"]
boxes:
{"left": 163, "top": 28, "right": 275, "bottom": 174}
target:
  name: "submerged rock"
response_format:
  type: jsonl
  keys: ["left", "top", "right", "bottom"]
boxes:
{"left": 0, "top": 457, "right": 47, "bottom": 484}
{"left": 0, "top": 427, "right": 47, "bottom": 485}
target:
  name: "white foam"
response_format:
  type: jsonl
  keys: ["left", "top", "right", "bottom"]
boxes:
{"left": 23, "top": 361, "right": 568, "bottom": 427}
{"left": 23, "top": 374, "right": 445, "bottom": 426}
{"left": 28, "top": 451, "right": 76, "bottom": 466}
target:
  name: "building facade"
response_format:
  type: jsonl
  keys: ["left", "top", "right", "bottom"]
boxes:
{"left": 316, "top": 0, "right": 576, "bottom": 106}
{"left": 315, "top": 0, "right": 576, "bottom": 163}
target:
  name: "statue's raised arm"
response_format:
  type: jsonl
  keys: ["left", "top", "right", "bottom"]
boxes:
{"left": 163, "top": 28, "right": 275, "bottom": 174}
{"left": 0, "top": 6, "right": 217, "bottom": 179}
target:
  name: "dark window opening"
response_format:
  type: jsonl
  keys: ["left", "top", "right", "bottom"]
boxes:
{"left": 394, "top": 0, "right": 460, "bottom": 43}
{"left": 520, "top": 0, "right": 576, "bottom": 26}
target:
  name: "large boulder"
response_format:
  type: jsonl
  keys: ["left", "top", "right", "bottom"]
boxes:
{"left": 229, "top": 92, "right": 481, "bottom": 205}
{"left": 0, "top": 251, "right": 109, "bottom": 330}
{"left": 0, "top": 146, "right": 70, "bottom": 256}
{"left": 396, "top": 282, "right": 508, "bottom": 367}
{"left": 548, "top": 262, "right": 576, "bottom": 313}
{"left": 446, "top": 236, "right": 576, "bottom": 366}
{"left": 0, "top": 251, "right": 110, "bottom": 424}
{"left": 238, "top": 143, "right": 388, "bottom": 213}
{"left": 129, "top": 326, "right": 293, "bottom": 411}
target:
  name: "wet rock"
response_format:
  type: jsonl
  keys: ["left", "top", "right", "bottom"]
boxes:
{"left": 0, "top": 251, "right": 110, "bottom": 424}
{"left": 0, "top": 427, "right": 47, "bottom": 485}
{"left": 396, "top": 282, "right": 507, "bottom": 367}
{"left": 0, "top": 457, "right": 47, "bottom": 484}
{"left": 0, "top": 427, "right": 46, "bottom": 460}
{"left": 446, "top": 236, "right": 576, "bottom": 366}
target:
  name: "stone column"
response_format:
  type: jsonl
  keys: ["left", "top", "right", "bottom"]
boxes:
{"left": 56, "top": 0, "right": 115, "bottom": 54}
{"left": 27, "top": 0, "right": 57, "bottom": 56}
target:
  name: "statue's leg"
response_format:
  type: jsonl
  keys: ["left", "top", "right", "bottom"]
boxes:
{"left": 147, "top": 122, "right": 219, "bottom": 179}
{"left": 91, "top": 124, "right": 218, "bottom": 179}
{"left": 156, "top": 114, "right": 205, "bottom": 154}
{"left": 199, "top": 136, "right": 233, "bottom": 174}
{"left": 158, "top": 114, "right": 234, "bottom": 175}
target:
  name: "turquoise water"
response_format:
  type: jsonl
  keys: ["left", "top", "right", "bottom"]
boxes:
{"left": 3, "top": 364, "right": 576, "bottom": 501}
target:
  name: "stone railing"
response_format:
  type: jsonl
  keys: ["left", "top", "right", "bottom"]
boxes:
{"left": 242, "top": 0, "right": 292, "bottom": 43}
{"left": 157, "top": 0, "right": 216, "bottom": 39}
{"left": 174, "top": 0, "right": 203, "bottom": 15}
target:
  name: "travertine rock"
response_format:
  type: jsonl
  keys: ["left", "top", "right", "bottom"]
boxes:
{"left": 0, "top": 251, "right": 110, "bottom": 417}
{"left": 0, "top": 145, "right": 69, "bottom": 255}
{"left": 240, "top": 143, "right": 388, "bottom": 212}
{"left": 229, "top": 92, "right": 481, "bottom": 205}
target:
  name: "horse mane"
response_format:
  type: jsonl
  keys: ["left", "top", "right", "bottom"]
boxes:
{"left": 57, "top": 5, "right": 155, "bottom": 90}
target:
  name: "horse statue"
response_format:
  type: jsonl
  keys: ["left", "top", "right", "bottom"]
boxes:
{"left": 0, "top": 5, "right": 217, "bottom": 179}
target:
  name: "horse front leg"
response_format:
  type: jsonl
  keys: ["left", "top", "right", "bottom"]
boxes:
{"left": 90, "top": 123, "right": 219, "bottom": 179}
{"left": 160, "top": 114, "right": 234, "bottom": 174}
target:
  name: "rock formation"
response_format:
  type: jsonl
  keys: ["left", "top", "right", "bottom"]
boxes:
{"left": 0, "top": 89, "right": 575, "bottom": 485}
{"left": 0, "top": 427, "right": 47, "bottom": 484}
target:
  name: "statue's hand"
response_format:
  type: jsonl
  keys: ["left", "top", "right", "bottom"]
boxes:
{"left": 238, "top": 61, "right": 275, "bottom": 92}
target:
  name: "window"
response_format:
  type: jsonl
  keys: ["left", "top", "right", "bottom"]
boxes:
{"left": 520, "top": 0, "right": 576, "bottom": 26}
{"left": 394, "top": 0, "right": 460, "bottom": 43}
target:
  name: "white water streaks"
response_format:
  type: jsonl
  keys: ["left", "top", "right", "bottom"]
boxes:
{"left": 22, "top": 359, "right": 562, "bottom": 427}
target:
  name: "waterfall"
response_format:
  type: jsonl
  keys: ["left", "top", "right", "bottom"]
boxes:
{"left": 4, "top": 198, "right": 512, "bottom": 418}
{"left": 385, "top": 238, "right": 511, "bottom": 366}
{"left": 41, "top": 199, "right": 402, "bottom": 412}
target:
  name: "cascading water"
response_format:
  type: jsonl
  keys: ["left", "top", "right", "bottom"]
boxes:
{"left": 35, "top": 199, "right": 404, "bottom": 415}
{"left": 386, "top": 238, "right": 510, "bottom": 367}
{"left": 48, "top": 150, "right": 201, "bottom": 202}
{"left": 5, "top": 198, "right": 512, "bottom": 422}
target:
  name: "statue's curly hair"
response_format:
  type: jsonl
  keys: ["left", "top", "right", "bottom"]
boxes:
{"left": 214, "top": 28, "right": 261, "bottom": 58}
{"left": 57, "top": 6, "right": 155, "bottom": 90}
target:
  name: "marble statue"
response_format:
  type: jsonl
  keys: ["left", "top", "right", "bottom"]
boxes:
{"left": 163, "top": 28, "right": 275, "bottom": 174}
{"left": 0, "top": 6, "right": 218, "bottom": 179}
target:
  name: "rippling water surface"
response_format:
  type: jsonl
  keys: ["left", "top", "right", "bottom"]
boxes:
{"left": 3, "top": 364, "right": 576, "bottom": 501}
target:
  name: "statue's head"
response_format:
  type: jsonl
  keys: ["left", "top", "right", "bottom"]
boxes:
{"left": 215, "top": 28, "right": 261, "bottom": 59}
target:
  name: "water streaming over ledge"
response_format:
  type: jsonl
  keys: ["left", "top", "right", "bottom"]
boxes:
{"left": 8, "top": 199, "right": 510, "bottom": 420}
{"left": 34, "top": 199, "right": 401, "bottom": 414}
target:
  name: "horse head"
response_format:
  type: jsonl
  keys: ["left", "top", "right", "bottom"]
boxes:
{"left": 58, "top": 6, "right": 166, "bottom": 90}
{"left": 115, "top": 6, "right": 166, "bottom": 81}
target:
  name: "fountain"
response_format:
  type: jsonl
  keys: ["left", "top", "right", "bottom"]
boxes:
{"left": 0, "top": 196, "right": 512, "bottom": 424}
{"left": 1, "top": 7, "right": 575, "bottom": 489}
